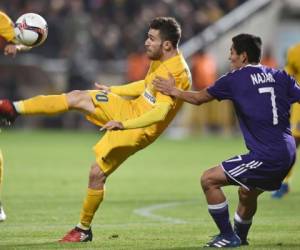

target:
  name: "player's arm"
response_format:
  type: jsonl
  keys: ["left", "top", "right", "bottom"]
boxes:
{"left": 95, "top": 80, "right": 145, "bottom": 97}
{"left": 153, "top": 73, "right": 214, "bottom": 105}
{"left": 101, "top": 101, "right": 171, "bottom": 130}
{"left": 15, "top": 44, "right": 32, "bottom": 52}
{"left": 102, "top": 78, "right": 179, "bottom": 131}
{"left": 4, "top": 43, "right": 31, "bottom": 57}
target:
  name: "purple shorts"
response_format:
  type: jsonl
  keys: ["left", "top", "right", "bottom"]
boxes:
{"left": 221, "top": 153, "right": 294, "bottom": 191}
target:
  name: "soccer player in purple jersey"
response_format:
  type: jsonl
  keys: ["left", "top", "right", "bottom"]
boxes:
{"left": 153, "top": 33, "right": 300, "bottom": 248}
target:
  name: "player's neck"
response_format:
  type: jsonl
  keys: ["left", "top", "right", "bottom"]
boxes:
{"left": 160, "top": 49, "right": 179, "bottom": 62}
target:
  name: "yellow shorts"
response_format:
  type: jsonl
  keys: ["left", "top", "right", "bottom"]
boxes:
{"left": 290, "top": 103, "right": 300, "bottom": 138}
{"left": 86, "top": 91, "right": 151, "bottom": 176}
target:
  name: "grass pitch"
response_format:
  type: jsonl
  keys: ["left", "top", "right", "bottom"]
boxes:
{"left": 0, "top": 129, "right": 300, "bottom": 249}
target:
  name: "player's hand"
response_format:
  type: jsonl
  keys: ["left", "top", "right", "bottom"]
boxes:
{"left": 153, "top": 73, "right": 176, "bottom": 96}
{"left": 95, "top": 82, "right": 111, "bottom": 94}
{"left": 4, "top": 44, "right": 17, "bottom": 57}
{"left": 100, "top": 121, "right": 124, "bottom": 131}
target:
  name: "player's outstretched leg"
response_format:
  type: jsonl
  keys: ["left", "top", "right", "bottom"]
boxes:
{"left": 0, "top": 91, "right": 96, "bottom": 126}
{"left": 201, "top": 166, "right": 241, "bottom": 248}
{"left": 59, "top": 163, "right": 106, "bottom": 243}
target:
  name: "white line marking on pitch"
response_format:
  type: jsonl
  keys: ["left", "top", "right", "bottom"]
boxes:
{"left": 134, "top": 201, "right": 196, "bottom": 224}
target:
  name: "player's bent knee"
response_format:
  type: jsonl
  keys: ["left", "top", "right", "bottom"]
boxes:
{"left": 66, "top": 90, "right": 92, "bottom": 110}
{"left": 89, "top": 163, "right": 106, "bottom": 188}
{"left": 201, "top": 167, "right": 224, "bottom": 191}
{"left": 66, "top": 90, "right": 82, "bottom": 107}
{"left": 200, "top": 170, "right": 214, "bottom": 191}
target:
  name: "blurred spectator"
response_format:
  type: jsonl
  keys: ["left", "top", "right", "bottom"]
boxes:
{"left": 126, "top": 45, "right": 149, "bottom": 82}
{"left": 185, "top": 48, "right": 234, "bottom": 135}
{"left": 0, "top": 0, "right": 247, "bottom": 60}
{"left": 0, "top": 0, "right": 247, "bottom": 130}
{"left": 192, "top": 49, "right": 217, "bottom": 90}
{"left": 185, "top": 49, "right": 214, "bottom": 133}
{"left": 61, "top": 0, "right": 95, "bottom": 90}
{"left": 261, "top": 45, "right": 278, "bottom": 68}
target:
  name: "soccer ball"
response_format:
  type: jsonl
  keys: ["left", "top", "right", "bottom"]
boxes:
{"left": 14, "top": 13, "right": 48, "bottom": 47}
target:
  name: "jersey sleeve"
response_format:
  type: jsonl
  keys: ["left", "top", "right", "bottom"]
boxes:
{"left": 206, "top": 73, "right": 232, "bottom": 101}
{"left": 122, "top": 102, "right": 171, "bottom": 129}
{"left": 110, "top": 80, "right": 145, "bottom": 97}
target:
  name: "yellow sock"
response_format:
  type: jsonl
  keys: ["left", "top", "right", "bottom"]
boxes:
{"left": 79, "top": 188, "right": 104, "bottom": 228}
{"left": 15, "top": 94, "right": 68, "bottom": 115}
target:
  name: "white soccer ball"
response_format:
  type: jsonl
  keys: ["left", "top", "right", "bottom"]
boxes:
{"left": 14, "top": 13, "right": 48, "bottom": 47}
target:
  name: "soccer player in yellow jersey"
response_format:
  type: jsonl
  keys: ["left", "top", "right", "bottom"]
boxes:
{"left": 0, "top": 17, "right": 191, "bottom": 241}
{"left": 0, "top": 10, "right": 33, "bottom": 221}
{"left": 272, "top": 43, "right": 300, "bottom": 198}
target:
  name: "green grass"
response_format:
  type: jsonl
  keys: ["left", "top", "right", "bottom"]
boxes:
{"left": 0, "top": 129, "right": 299, "bottom": 249}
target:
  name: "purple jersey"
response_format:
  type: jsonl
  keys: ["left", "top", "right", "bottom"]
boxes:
{"left": 207, "top": 64, "right": 300, "bottom": 162}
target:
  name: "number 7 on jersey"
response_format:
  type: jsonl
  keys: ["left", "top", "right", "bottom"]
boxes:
{"left": 258, "top": 87, "right": 278, "bottom": 125}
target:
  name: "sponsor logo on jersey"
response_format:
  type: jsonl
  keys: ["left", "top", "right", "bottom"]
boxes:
{"left": 95, "top": 93, "right": 108, "bottom": 102}
{"left": 143, "top": 90, "right": 156, "bottom": 105}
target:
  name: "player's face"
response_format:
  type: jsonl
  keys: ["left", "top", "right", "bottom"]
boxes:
{"left": 229, "top": 45, "right": 245, "bottom": 70}
{"left": 145, "top": 29, "right": 163, "bottom": 60}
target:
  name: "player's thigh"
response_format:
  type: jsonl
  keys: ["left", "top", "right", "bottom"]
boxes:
{"left": 93, "top": 129, "right": 149, "bottom": 176}
{"left": 86, "top": 91, "right": 134, "bottom": 127}
{"left": 290, "top": 103, "right": 300, "bottom": 138}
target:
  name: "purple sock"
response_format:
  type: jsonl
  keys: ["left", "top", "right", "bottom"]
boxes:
{"left": 208, "top": 201, "right": 234, "bottom": 236}
{"left": 234, "top": 212, "right": 252, "bottom": 243}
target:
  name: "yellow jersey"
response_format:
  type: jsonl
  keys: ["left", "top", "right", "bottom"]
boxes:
{"left": 111, "top": 52, "right": 191, "bottom": 140}
{"left": 285, "top": 43, "right": 300, "bottom": 137}
{"left": 0, "top": 11, "right": 15, "bottom": 42}
{"left": 285, "top": 43, "right": 300, "bottom": 82}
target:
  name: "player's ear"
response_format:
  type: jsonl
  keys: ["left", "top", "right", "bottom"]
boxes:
{"left": 163, "top": 40, "right": 172, "bottom": 51}
{"left": 241, "top": 51, "right": 248, "bottom": 64}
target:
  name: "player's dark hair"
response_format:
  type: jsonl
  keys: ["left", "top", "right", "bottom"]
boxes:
{"left": 149, "top": 17, "right": 181, "bottom": 48}
{"left": 232, "top": 34, "right": 262, "bottom": 63}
